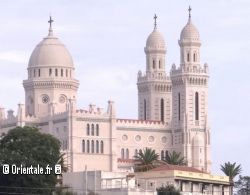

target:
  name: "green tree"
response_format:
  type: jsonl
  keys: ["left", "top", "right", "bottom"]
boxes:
{"left": 134, "top": 148, "right": 162, "bottom": 172}
{"left": 235, "top": 175, "right": 250, "bottom": 195}
{"left": 0, "top": 126, "right": 62, "bottom": 194}
{"left": 156, "top": 185, "right": 181, "bottom": 195}
{"left": 164, "top": 151, "right": 187, "bottom": 165}
{"left": 220, "top": 162, "right": 242, "bottom": 195}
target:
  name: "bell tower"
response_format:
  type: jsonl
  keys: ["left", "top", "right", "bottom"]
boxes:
{"left": 137, "top": 15, "right": 172, "bottom": 123}
{"left": 170, "top": 7, "right": 211, "bottom": 172}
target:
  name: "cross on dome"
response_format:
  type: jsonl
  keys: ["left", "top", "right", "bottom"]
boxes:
{"left": 48, "top": 16, "right": 54, "bottom": 28}
{"left": 188, "top": 6, "right": 192, "bottom": 18}
{"left": 154, "top": 14, "right": 157, "bottom": 29}
{"left": 48, "top": 16, "right": 54, "bottom": 36}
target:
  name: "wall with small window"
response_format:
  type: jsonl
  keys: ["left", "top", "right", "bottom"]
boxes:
{"left": 120, "top": 148, "right": 130, "bottom": 159}
{"left": 28, "top": 67, "right": 74, "bottom": 79}
{"left": 86, "top": 123, "right": 100, "bottom": 136}
{"left": 82, "top": 139, "right": 104, "bottom": 154}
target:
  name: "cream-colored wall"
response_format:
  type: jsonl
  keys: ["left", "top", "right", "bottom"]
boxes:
{"left": 0, "top": 16, "right": 214, "bottom": 177}
{"left": 117, "top": 128, "right": 173, "bottom": 159}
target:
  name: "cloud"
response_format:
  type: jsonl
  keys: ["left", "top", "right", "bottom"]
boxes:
{"left": 0, "top": 51, "right": 29, "bottom": 64}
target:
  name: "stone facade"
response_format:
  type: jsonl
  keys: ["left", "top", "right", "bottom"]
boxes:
{"left": 0, "top": 11, "right": 211, "bottom": 173}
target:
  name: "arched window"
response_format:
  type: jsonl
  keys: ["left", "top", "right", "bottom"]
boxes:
{"left": 187, "top": 53, "right": 190, "bottom": 62}
{"left": 134, "top": 149, "right": 138, "bottom": 158}
{"left": 195, "top": 92, "right": 199, "bottom": 120}
{"left": 161, "top": 150, "right": 164, "bottom": 160}
{"left": 91, "top": 124, "right": 94, "bottom": 135}
{"left": 55, "top": 69, "right": 58, "bottom": 76}
{"left": 165, "top": 150, "right": 169, "bottom": 159}
{"left": 33, "top": 69, "right": 36, "bottom": 77}
{"left": 144, "top": 99, "right": 147, "bottom": 120}
{"left": 126, "top": 148, "right": 129, "bottom": 159}
{"left": 61, "top": 69, "right": 63, "bottom": 77}
{"left": 160, "top": 98, "right": 164, "bottom": 122}
{"left": 193, "top": 53, "right": 196, "bottom": 62}
{"left": 87, "top": 140, "right": 90, "bottom": 153}
{"left": 159, "top": 60, "right": 161, "bottom": 69}
{"left": 66, "top": 69, "right": 68, "bottom": 77}
{"left": 100, "top": 141, "right": 104, "bottom": 153}
{"left": 38, "top": 69, "right": 41, "bottom": 77}
{"left": 49, "top": 68, "right": 52, "bottom": 76}
{"left": 91, "top": 140, "right": 94, "bottom": 153}
{"left": 178, "top": 93, "right": 181, "bottom": 121}
{"left": 96, "top": 141, "right": 99, "bottom": 153}
{"left": 139, "top": 149, "right": 142, "bottom": 154}
{"left": 96, "top": 124, "right": 99, "bottom": 136}
{"left": 121, "top": 148, "right": 124, "bottom": 159}
{"left": 86, "top": 124, "right": 90, "bottom": 135}
{"left": 82, "top": 140, "right": 85, "bottom": 153}
{"left": 153, "top": 60, "right": 155, "bottom": 69}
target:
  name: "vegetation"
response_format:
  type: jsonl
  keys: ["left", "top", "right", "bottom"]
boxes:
{"left": 164, "top": 151, "right": 187, "bottom": 165}
{"left": 0, "top": 126, "right": 62, "bottom": 194}
{"left": 220, "top": 162, "right": 242, "bottom": 195}
{"left": 156, "top": 185, "right": 181, "bottom": 195}
{"left": 134, "top": 148, "right": 162, "bottom": 172}
{"left": 235, "top": 175, "right": 250, "bottom": 195}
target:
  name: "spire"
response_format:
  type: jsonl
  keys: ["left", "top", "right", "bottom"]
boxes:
{"left": 153, "top": 14, "right": 157, "bottom": 29}
{"left": 48, "top": 15, "right": 54, "bottom": 36}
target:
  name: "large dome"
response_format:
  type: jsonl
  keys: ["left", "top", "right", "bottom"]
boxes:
{"left": 146, "top": 28, "right": 165, "bottom": 49}
{"left": 28, "top": 30, "right": 74, "bottom": 68}
{"left": 180, "top": 18, "right": 200, "bottom": 41}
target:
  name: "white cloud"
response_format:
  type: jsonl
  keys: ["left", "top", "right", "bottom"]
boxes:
{"left": 0, "top": 51, "right": 29, "bottom": 64}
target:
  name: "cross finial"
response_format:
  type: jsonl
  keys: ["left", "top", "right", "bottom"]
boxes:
{"left": 48, "top": 16, "right": 54, "bottom": 29}
{"left": 188, "top": 6, "right": 192, "bottom": 18}
{"left": 48, "top": 16, "right": 54, "bottom": 36}
{"left": 154, "top": 14, "right": 157, "bottom": 29}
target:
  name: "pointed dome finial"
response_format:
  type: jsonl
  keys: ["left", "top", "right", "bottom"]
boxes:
{"left": 188, "top": 6, "right": 192, "bottom": 19}
{"left": 48, "top": 15, "right": 54, "bottom": 36}
{"left": 154, "top": 14, "right": 157, "bottom": 29}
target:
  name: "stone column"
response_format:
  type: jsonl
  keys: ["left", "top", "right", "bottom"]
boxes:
{"left": 189, "top": 182, "right": 192, "bottom": 193}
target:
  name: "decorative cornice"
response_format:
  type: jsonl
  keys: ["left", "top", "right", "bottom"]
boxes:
{"left": 76, "top": 117, "right": 110, "bottom": 123}
{"left": 23, "top": 79, "right": 79, "bottom": 90}
{"left": 116, "top": 127, "right": 171, "bottom": 133}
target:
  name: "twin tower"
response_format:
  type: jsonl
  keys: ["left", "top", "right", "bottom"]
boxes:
{"left": 137, "top": 11, "right": 211, "bottom": 171}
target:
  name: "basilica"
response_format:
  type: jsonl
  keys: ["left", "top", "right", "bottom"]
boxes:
{"left": 0, "top": 10, "right": 211, "bottom": 175}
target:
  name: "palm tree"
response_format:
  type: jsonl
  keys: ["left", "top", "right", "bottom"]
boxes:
{"left": 164, "top": 151, "right": 187, "bottom": 165}
{"left": 134, "top": 148, "right": 162, "bottom": 172}
{"left": 220, "top": 162, "right": 242, "bottom": 195}
{"left": 56, "top": 153, "right": 69, "bottom": 186}
{"left": 57, "top": 153, "right": 69, "bottom": 173}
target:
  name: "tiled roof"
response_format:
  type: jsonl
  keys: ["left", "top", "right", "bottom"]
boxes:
{"left": 149, "top": 164, "right": 205, "bottom": 173}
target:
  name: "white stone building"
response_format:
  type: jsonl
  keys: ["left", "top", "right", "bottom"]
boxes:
{"left": 0, "top": 10, "right": 211, "bottom": 175}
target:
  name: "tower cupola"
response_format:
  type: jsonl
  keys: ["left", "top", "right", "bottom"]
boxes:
{"left": 144, "top": 14, "right": 166, "bottom": 73}
{"left": 178, "top": 6, "right": 201, "bottom": 66}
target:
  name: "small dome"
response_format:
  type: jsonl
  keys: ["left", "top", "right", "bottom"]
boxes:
{"left": 28, "top": 31, "right": 74, "bottom": 68}
{"left": 180, "top": 18, "right": 200, "bottom": 41}
{"left": 146, "top": 28, "right": 165, "bottom": 49}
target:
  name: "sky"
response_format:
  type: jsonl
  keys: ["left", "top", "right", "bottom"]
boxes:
{"left": 0, "top": 0, "right": 249, "bottom": 176}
